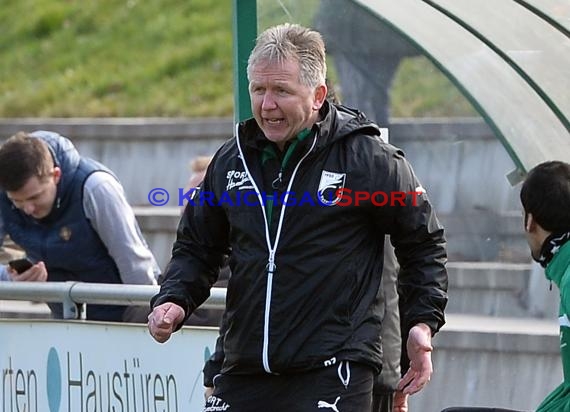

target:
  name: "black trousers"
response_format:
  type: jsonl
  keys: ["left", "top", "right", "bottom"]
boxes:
{"left": 372, "top": 392, "right": 394, "bottom": 412}
{"left": 204, "top": 361, "right": 374, "bottom": 412}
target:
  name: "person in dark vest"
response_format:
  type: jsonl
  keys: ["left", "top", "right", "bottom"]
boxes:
{"left": 0, "top": 131, "right": 160, "bottom": 322}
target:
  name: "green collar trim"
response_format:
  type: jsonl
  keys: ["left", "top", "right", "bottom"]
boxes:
{"left": 296, "top": 128, "right": 312, "bottom": 141}
{"left": 261, "top": 128, "right": 312, "bottom": 167}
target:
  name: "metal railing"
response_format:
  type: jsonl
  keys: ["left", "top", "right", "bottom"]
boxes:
{"left": 0, "top": 282, "right": 226, "bottom": 320}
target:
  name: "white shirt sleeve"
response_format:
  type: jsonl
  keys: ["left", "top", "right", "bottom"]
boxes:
{"left": 83, "top": 171, "right": 160, "bottom": 285}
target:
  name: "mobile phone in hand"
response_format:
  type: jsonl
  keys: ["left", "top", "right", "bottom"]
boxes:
{"left": 8, "top": 258, "right": 34, "bottom": 274}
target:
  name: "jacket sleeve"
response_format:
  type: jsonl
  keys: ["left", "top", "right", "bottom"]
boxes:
{"left": 372, "top": 147, "right": 448, "bottom": 366}
{"left": 151, "top": 157, "right": 230, "bottom": 323}
{"left": 374, "top": 240, "right": 402, "bottom": 392}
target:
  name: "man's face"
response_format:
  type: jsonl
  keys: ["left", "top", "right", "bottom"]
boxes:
{"left": 249, "top": 59, "right": 326, "bottom": 150}
{"left": 7, "top": 170, "right": 60, "bottom": 219}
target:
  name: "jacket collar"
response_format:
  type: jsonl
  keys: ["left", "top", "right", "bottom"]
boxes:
{"left": 545, "top": 237, "right": 570, "bottom": 287}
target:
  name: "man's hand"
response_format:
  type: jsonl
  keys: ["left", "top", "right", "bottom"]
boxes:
{"left": 204, "top": 386, "right": 214, "bottom": 401}
{"left": 147, "top": 302, "right": 185, "bottom": 343}
{"left": 397, "top": 323, "right": 433, "bottom": 395}
{"left": 393, "top": 390, "right": 408, "bottom": 412}
{"left": 8, "top": 262, "right": 48, "bottom": 282}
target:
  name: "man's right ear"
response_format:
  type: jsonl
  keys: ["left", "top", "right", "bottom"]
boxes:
{"left": 52, "top": 166, "right": 62, "bottom": 184}
{"left": 525, "top": 212, "right": 535, "bottom": 233}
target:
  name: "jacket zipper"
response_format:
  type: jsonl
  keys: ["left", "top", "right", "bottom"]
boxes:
{"left": 235, "top": 124, "right": 318, "bottom": 373}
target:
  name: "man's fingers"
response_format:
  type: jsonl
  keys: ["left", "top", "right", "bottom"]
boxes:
{"left": 162, "top": 306, "right": 176, "bottom": 325}
{"left": 160, "top": 303, "right": 185, "bottom": 326}
{"left": 409, "top": 377, "right": 430, "bottom": 394}
{"left": 148, "top": 303, "right": 185, "bottom": 343}
{"left": 396, "top": 369, "right": 415, "bottom": 391}
{"left": 397, "top": 358, "right": 433, "bottom": 395}
{"left": 399, "top": 371, "right": 431, "bottom": 395}
{"left": 148, "top": 317, "right": 172, "bottom": 343}
{"left": 12, "top": 269, "right": 35, "bottom": 281}
{"left": 24, "top": 267, "right": 44, "bottom": 282}
{"left": 393, "top": 390, "right": 409, "bottom": 412}
{"left": 10, "top": 262, "right": 47, "bottom": 282}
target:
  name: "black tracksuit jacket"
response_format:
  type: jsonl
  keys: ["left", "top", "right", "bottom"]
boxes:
{"left": 152, "top": 101, "right": 448, "bottom": 379}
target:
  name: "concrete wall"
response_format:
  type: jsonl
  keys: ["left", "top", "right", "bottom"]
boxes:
{"left": 389, "top": 118, "right": 521, "bottom": 215}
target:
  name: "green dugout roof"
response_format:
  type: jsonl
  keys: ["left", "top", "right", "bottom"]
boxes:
{"left": 354, "top": 0, "right": 570, "bottom": 175}
{"left": 517, "top": 0, "right": 570, "bottom": 33}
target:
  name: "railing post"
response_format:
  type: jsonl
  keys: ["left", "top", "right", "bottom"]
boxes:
{"left": 63, "top": 282, "right": 84, "bottom": 320}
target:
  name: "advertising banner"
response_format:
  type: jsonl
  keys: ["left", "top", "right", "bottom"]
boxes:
{"left": 0, "top": 319, "right": 218, "bottom": 412}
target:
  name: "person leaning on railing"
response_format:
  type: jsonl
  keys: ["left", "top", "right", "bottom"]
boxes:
{"left": 0, "top": 131, "right": 161, "bottom": 322}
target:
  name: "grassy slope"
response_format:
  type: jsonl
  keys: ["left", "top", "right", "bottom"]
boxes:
{"left": 0, "top": 0, "right": 475, "bottom": 117}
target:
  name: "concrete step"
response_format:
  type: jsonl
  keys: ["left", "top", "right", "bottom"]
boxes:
{"left": 0, "top": 300, "right": 51, "bottom": 319}
{"left": 440, "top": 211, "right": 528, "bottom": 262}
{"left": 447, "top": 261, "right": 559, "bottom": 318}
{"left": 442, "top": 313, "right": 557, "bottom": 337}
